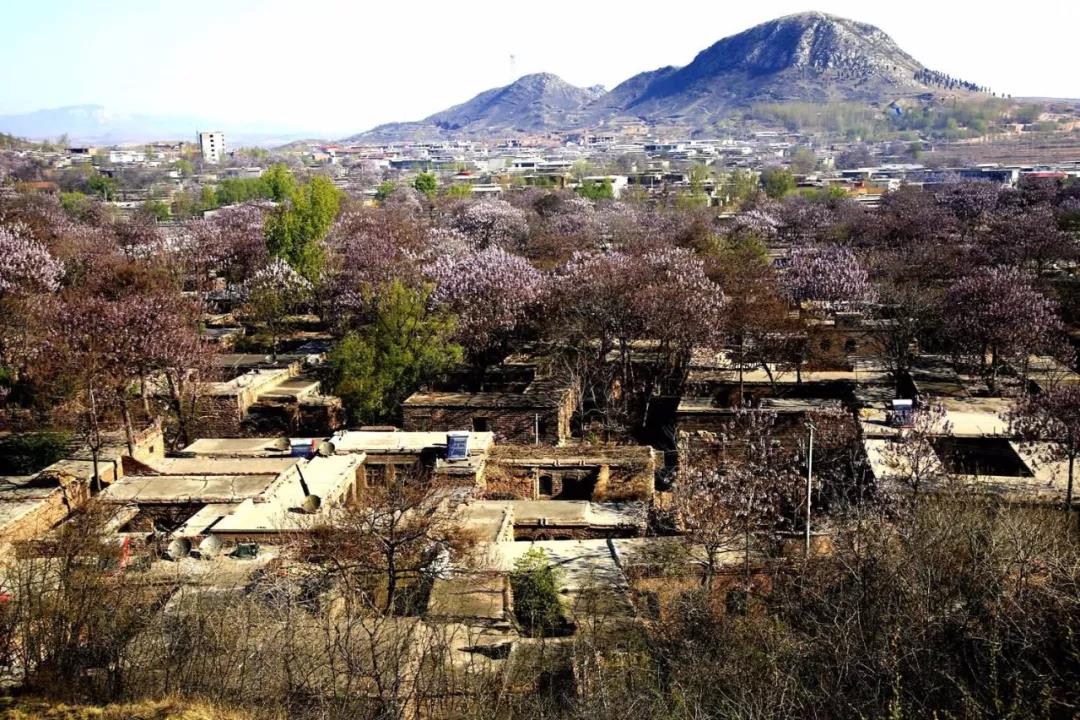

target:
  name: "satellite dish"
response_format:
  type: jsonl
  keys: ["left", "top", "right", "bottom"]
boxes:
{"left": 166, "top": 538, "right": 191, "bottom": 561}
{"left": 301, "top": 494, "right": 322, "bottom": 514}
{"left": 198, "top": 535, "right": 223, "bottom": 558}
{"left": 316, "top": 440, "right": 335, "bottom": 457}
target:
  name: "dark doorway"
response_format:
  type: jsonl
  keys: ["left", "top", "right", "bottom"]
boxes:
{"left": 538, "top": 475, "right": 554, "bottom": 497}
{"left": 557, "top": 473, "right": 597, "bottom": 500}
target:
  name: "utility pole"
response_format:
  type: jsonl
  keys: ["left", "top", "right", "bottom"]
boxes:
{"left": 805, "top": 422, "right": 815, "bottom": 558}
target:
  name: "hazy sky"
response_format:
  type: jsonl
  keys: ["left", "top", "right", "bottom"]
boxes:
{"left": 1, "top": 0, "right": 1076, "bottom": 136}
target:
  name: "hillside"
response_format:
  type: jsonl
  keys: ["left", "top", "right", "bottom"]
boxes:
{"left": 588, "top": 11, "right": 966, "bottom": 126}
{"left": 349, "top": 73, "right": 604, "bottom": 142}
{"left": 348, "top": 12, "right": 991, "bottom": 140}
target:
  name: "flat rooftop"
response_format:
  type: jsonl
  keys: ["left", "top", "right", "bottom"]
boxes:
{"left": 863, "top": 436, "right": 1069, "bottom": 504}
{"left": 860, "top": 396, "right": 1015, "bottom": 439}
{"left": 331, "top": 430, "right": 494, "bottom": 456}
{"left": 177, "top": 438, "right": 297, "bottom": 458}
{"left": 101, "top": 474, "right": 279, "bottom": 504}
{"left": 211, "top": 454, "right": 362, "bottom": 535}
{"left": 138, "top": 456, "right": 300, "bottom": 476}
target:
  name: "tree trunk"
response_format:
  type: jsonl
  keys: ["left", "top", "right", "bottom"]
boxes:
{"left": 1067, "top": 452, "right": 1075, "bottom": 532}
{"left": 120, "top": 402, "right": 135, "bottom": 456}
{"left": 385, "top": 551, "right": 397, "bottom": 614}
{"left": 738, "top": 337, "right": 745, "bottom": 403}
{"left": 140, "top": 374, "right": 151, "bottom": 415}
{"left": 166, "top": 372, "right": 192, "bottom": 449}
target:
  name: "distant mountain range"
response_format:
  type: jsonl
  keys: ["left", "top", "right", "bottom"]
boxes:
{"left": 2, "top": 13, "right": 1006, "bottom": 147}
{"left": 0, "top": 104, "right": 318, "bottom": 146}
{"left": 350, "top": 11, "right": 990, "bottom": 141}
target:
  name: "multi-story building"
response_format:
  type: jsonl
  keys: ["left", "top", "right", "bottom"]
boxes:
{"left": 198, "top": 130, "right": 225, "bottom": 164}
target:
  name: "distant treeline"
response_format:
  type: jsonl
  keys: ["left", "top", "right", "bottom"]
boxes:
{"left": 914, "top": 67, "right": 991, "bottom": 94}
{"left": 747, "top": 97, "right": 1025, "bottom": 141}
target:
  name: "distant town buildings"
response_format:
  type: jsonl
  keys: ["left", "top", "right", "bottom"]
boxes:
{"left": 198, "top": 130, "right": 225, "bottom": 164}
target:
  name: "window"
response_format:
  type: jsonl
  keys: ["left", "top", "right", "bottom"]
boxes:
{"left": 844, "top": 339, "right": 858, "bottom": 354}
{"left": 472, "top": 417, "right": 490, "bottom": 432}
{"left": 538, "top": 475, "right": 554, "bottom": 497}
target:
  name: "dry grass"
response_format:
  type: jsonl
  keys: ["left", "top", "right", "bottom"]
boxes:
{"left": 0, "top": 697, "right": 257, "bottom": 720}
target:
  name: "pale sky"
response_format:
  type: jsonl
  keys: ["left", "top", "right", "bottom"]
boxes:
{"left": 1, "top": 0, "right": 1077, "bottom": 136}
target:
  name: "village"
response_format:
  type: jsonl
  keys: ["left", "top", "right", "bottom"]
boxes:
{"left": 3, "top": 104, "right": 1080, "bottom": 716}
{"left": 4, "top": 1, "right": 1080, "bottom": 706}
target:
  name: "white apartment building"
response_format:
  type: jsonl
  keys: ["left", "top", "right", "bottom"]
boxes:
{"left": 198, "top": 131, "right": 225, "bottom": 164}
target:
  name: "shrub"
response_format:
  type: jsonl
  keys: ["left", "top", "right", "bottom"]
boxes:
{"left": 510, "top": 547, "right": 567, "bottom": 637}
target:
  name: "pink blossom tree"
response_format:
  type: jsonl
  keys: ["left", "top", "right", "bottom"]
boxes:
{"left": 240, "top": 258, "right": 312, "bottom": 360}
{"left": 183, "top": 203, "right": 269, "bottom": 287}
{"left": 0, "top": 223, "right": 63, "bottom": 404}
{"left": 449, "top": 199, "right": 530, "bottom": 250}
{"left": 672, "top": 409, "right": 800, "bottom": 587}
{"left": 549, "top": 248, "right": 724, "bottom": 430}
{"left": 942, "top": 266, "right": 1062, "bottom": 392}
{"left": 988, "top": 205, "right": 1076, "bottom": 276}
{"left": 0, "top": 223, "right": 63, "bottom": 296}
{"left": 322, "top": 207, "right": 427, "bottom": 326}
{"left": 428, "top": 246, "right": 544, "bottom": 375}
{"left": 781, "top": 244, "right": 875, "bottom": 306}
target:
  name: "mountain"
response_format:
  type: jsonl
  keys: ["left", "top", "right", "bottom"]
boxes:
{"left": 348, "top": 73, "right": 605, "bottom": 142}
{"left": 589, "top": 12, "right": 952, "bottom": 126}
{"left": 0, "top": 104, "right": 320, "bottom": 146}
{"left": 348, "top": 12, "right": 989, "bottom": 140}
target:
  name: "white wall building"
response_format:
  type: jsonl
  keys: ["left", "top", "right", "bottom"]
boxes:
{"left": 198, "top": 131, "right": 225, "bottom": 164}
{"left": 108, "top": 149, "right": 146, "bottom": 164}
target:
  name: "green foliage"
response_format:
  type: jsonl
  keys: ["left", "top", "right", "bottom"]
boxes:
{"left": 172, "top": 158, "right": 193, "bottom": 177}
{"left": 445, "top": 183, "right": 473, "bottom": 198}
{"left": 169, "top": 190, "right": 197, "bottom": 219}
{"left": 570, "top": 159, "right": 594, "bottom": 181}
{"left": 86, "top": 171, "right": 117, "bottom": 201}
{"left": 239, "top": 146, "right": 272, "bottom": 163}
{"left": 214, "top": 177, "right": 267, "bottom": 206}
{"left": 141, "top": 198, "right": 171, "bottom": 221}
{"left": 374, "top": 181, "right": 397, "bottom": 202}
{"left": 262, "top": 163, "right": 297, "bottom": 202}
{"left": 747, "top": 98, "right": 1016, "bottom": 142}
{"left": 212, "top": 164, "right": 295, "bottom": 206}
{"left": 0, "top": 432, "right": 72, "bottom": 475}
{"left": 798, "top": 185, "right": 849, "bottom": 201}
{"left": 59, "top": 191, "right": 91, "bottom": 217}
{"left": 328, "top": 282, "right": 461, "bottom": 424}
{"left": 1029, "top": 120, "right": 1059, "bottom": 133}
{"left": 413, "top": 172, "right": 438, "bottom": 197}
{"left": 1013, "top": 104, "right": 1044, "bottom": 124}
{"left": 749, "top": 101, "right": 882, "bottom": 137}
{"left": 264, "top": 175, "right": 341, "bottom": 281}
{"left": 675, "top": 188, "right": 710, "bottom": 210}
{"left": 198, "top": 186, "right": 217, "bottom": 212}
{"left": 577, "top": 177, "right": 614, "bottom": 201}
{"left": 510, "top": 547, "right": 567, "bottom": 637}
{"left": 760, "top": 166, "right": 795, "bottom": 199}
{"left": 718, "top": 169, "right": 758, "bottom": 207}
{"left": 890, "top": 98, "right": 1011, "bottom": 139}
